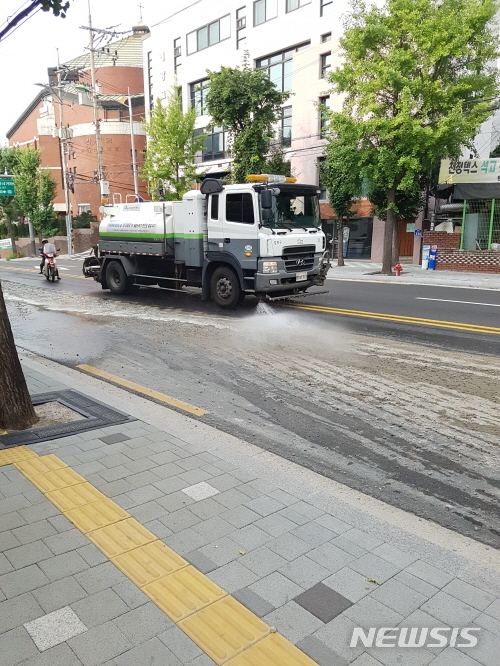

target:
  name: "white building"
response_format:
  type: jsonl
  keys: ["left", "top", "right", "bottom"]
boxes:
{"left": 143, "top": 0, "right": 345, "bottom": 206}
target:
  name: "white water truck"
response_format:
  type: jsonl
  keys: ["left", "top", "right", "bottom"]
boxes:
{"left": 83, "top": 174, "right": 330, "bottom": 308}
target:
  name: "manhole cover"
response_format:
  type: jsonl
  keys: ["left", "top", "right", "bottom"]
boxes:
{"left": 0, "top": 390, "right": 136, "bottom": 449}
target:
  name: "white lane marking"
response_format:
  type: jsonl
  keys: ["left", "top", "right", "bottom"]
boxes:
{"left": 416, "top": 297, "right": 500, "bottom": 307}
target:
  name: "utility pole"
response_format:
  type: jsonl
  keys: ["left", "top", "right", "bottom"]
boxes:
{"left": 87, "top": 1, "right": 104, "bottom": 187}
{"left": 56, "top": 49, "right": 73, "bottom": 256}
{"left": 127, "top": 88, "right": 139, "bottom": 199}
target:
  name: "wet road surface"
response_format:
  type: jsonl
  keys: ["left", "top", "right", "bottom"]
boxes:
{"left": 1, "top": 259, "right": 499, "bottom": 548}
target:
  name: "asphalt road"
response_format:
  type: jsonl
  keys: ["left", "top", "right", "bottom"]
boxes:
{"left": 2, "top": 258, "right": 499, "bottom": 548}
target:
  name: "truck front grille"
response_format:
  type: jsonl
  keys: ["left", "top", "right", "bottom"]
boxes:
{"left": 282, "top": 245, "right": 315, "bottom": 273}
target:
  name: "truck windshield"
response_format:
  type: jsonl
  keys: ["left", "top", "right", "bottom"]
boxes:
{"left": 261, "top": 191, "right": 320, "bottom": 229}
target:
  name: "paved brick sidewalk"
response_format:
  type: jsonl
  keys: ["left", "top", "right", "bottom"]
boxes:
{"left": 0, "top": 355, "right": 499, "bottom": 666}
{"left": 327, "top": 261, "right": 500, "bottom": 290}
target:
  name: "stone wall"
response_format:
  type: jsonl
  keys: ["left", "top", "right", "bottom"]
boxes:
{"left": 0, "top": 225, "right": 99, "bottom": 259}
{"left": 423, "top": 231, "right": 460, "bottom": 250}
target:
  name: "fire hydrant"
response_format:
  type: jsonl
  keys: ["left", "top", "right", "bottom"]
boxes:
{"left": 394, "top": 262, "right": 403, "bottom": 276}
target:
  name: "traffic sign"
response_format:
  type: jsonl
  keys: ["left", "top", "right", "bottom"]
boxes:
{"left": 0, "top": 178, "right": 15, "bottom": 196}
{"left": 414, "top": 229, "right": 423, "bottom": 236}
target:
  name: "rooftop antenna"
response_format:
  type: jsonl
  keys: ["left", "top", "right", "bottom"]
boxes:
{"left": 138, "top": 3, "right": 143, "bottom": 20}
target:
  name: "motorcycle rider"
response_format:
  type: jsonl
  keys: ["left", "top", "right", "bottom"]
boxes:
{"left": 39, "top": 239, "right": 61, "bottom": 279}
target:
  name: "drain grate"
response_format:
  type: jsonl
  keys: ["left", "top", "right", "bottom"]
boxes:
{"left": 0, "top": 390, "right": 136, "bottom": 449}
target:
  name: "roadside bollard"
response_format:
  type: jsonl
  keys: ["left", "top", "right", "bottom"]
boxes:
{"left": 394, "top": 262, "right": 403, "bottom": 276}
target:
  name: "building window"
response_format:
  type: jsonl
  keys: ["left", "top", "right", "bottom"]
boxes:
{"left": 256, "top": 43, "right": 309, "bottom": 92}
{"left": 78, "top": 203, "right": 91, "bottom": 213}
{"left": 174, "top": 38, "right": 181, "bottom": 73}
{"left": 320, "top": 52, "right": 331, "bottom": 78}
{"left": 211, "top": 194, "right": 219, "bottom": 219}
{"left": 321, "top": 32, "right": 331, "bottom": 43}
{"left": 226, "top": 193, "right": 255, "bottom": 224}
{"left": 147, "top": 51, "right": 153, "bottom": 110}
{"left": 190, "top": 79, "right": 210, "bottom": 116}
{"left": 253, "top": 0, "right": 277, "bottom": 26}
{"left": 286, "top": 0, "right": 311, "bottom": 12}
{"left": 236, "top": 7, "right": 246, "bottom": 49}
{"left": 320, "top": 0, "right": 333, "bottom": 16}
{"left": 187, "top": 15, "right": 230, "bottom": 55}
{"left": 319, "top": 95, "right": 330, "bottom": 136}
{"left": 317, "top": 158, "right": 327, "bottom": 201}
{"left": 280, "top": 106, "right": 292, "bottom": 147}
{"left": 194, "top": 126, "right": 226, "bottom": 162}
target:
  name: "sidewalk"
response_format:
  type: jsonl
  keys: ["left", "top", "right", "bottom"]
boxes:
{"left": 327, "top": 260, "right": 500, "bottom": 290}
{"left": 0, "top": 352, "right": 499, "bottom": 666}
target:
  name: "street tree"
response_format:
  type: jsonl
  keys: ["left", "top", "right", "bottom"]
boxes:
{"left": 0, "top": 282, "right": 38, "bottom": 431}
{"left": 142, "top": 90, "right": 206, "bottom": 201}
{"left": 320, "top": 116, "right": 363, "bottom": 266}
{"left": 205, "top": 60, "right": 290, "bottom": 182}
{"left": 327, "top": 0, "right": 500, "bottom": 274}
{"left": 13, "top": 146, "right": 58, "bottom": 239}
{"left": 0, "top": 147, "right": 20, "bottom": 254}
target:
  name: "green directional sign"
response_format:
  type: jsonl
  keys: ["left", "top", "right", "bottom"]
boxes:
{"left": 0, "top": 178, "right": 15, "bottom": 196}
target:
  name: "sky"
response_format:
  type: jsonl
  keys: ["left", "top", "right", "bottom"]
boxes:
{"left": 0, "top": 0, "right": 185, "bottom": 142}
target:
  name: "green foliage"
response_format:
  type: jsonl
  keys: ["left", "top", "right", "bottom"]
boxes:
{"left": 72, "top": 210, "right": 96, "bottom": 229}
{"left": 327, "top": 0, "right": 500, "bottom": 270}
{"left": 205, "top": 62, "right": 290, "bottom": 183}
{"left": 12, "top": 146, "right": 58, "bottom": 238}
{"left": 490, "top": 144, "right": 500, "bottom": 158}
{"left": 367, "top": 179, "right": 424, "bottom": 221}
{"left": 5, "top": 253, "right": 25, "bottom": 261}
{"left": 38, "top": 1, "right": 70, "bottom": 18}
{"left": 263, "top": 141, "right": 292, "bottom": 177}
{"left": 320, "top": 116, "right": 363, "bottom": 221}
{"left": 142, "top": 90, "right": 206, "bottom": 201}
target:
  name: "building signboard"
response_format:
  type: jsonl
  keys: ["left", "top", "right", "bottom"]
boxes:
{"left": 0, "top": 239, "right": 13, "bottom": 249}
{"left": 439, "top": 158, "right": 500, "bottom": 184}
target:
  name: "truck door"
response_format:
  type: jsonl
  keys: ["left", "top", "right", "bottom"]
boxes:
{"left": 222, "top": 192, "right": 259, "bottom": 270}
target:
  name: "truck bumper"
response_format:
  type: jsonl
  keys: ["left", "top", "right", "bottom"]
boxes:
{"left": 253, "top": 256, "right": 324, "bottom": 293}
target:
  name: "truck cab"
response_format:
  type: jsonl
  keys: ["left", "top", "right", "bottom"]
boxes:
{"left": 202, "top": 175, "right": 329, "bottom": 305}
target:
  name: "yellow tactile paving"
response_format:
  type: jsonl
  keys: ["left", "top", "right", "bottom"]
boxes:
{"left": 64, "top": 498, "right": 129, "bottom": 533}
{"left": 225, "top": 633, "right": 320, "bottom": 666}
{"left": 112, "top": 539, "right": 188, "bottom": 587}
{"left": 27, "top": 466, "right": 86, "bottom": 493}
{"left": 179, "top": 596, "right": 271, "bottom": 665}
{"left": 0, "top": 446, "right": 37, "bottom": 466}
{"left": 16, "top": 454, "right": 67, "bottom": 476}
{"left": 88, "top": 517, "right": 157, "bottom": 558}
{"left": 143, "top": 565, "right": 227, "bottom": 622}
{"left": 44, "top": 482, "right": 108, "bottom": 512}
{"left": 6, "top": 448, "right": 321, "bottom": 665}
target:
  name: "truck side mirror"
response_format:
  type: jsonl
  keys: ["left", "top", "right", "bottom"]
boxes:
{"left": 261, "top": 208, "right": 273, "bottom": 221}
{"left": 261, "top": 189, "right": 273, "bottom": 209}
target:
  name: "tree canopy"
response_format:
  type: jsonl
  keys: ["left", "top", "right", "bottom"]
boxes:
{"left": 13, "top": 146, "right": 58, "bottom": 238}
{"left": 205, "top": 61, "right": 290, "bottom": 183}
{"left": 142, "top": 90, "right": 205, "bottom": 201}
{"left": 326, "top": 0, "right": 500, "bottom": 273}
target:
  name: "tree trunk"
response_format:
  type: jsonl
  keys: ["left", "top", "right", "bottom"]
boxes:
{"left": 6, "top": 215, "right": 17, "bottom": 254}
{"left": 0, "top": 281, "right": 38, "bottom": 431}
{"left": 391, "top": 219, "right": 399, "bottom": 266}
{"left": 381, "top": 187, "right": 396, "bottom": 275}
{"left": 337, "top": 219, "right": 345, "bottom": 267}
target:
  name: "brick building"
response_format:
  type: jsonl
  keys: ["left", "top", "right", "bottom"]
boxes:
{"left": 6, "top": 22, "right": 150, "bottom": 221}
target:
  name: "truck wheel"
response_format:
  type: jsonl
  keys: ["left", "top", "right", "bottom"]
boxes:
{"left": 106, "top": 261, "right": 130, "bottom": 295}
{"left": 210, "top": 266, "right": 241, "bottom": 308}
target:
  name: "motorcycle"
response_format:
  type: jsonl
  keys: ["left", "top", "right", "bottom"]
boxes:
{"left": 43, "top": 252, "right": 60, "bottom": 282}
